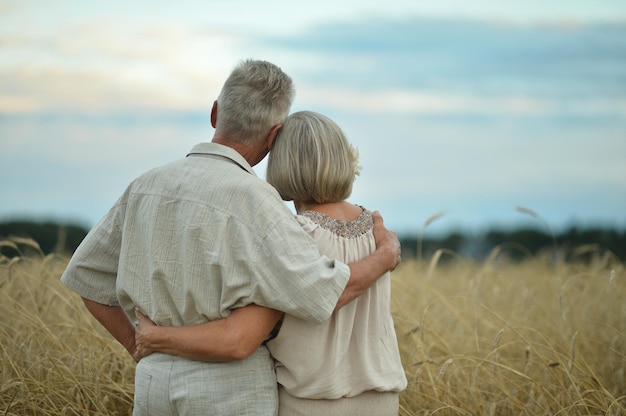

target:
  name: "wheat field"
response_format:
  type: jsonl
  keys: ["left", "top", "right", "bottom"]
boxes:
{"left": 1, "top": 238, "right": 624, "bottom": 415}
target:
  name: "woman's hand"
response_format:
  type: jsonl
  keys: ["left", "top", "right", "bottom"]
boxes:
{"left": 134, "top": 308, "right": 157, "bottom": 362}
{"left": 131, "top": 305, "right": 283, "bottom": 362}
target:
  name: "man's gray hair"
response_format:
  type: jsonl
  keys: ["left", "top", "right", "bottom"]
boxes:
{"left": 216, "top": 59, "right": 295, "bottom": 146}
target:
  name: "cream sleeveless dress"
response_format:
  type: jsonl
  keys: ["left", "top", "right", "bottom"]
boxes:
{"left": 267, "top": 208, "right": 407, "bottom": 416}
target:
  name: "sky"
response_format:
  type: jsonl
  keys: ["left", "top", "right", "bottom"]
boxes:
{"left": 1, "top": 0, "right": 625, "bottom": 237}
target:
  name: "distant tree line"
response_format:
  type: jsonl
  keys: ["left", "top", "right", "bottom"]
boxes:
{"left": 0, "top": 220, "right": 89, "bottom": 257}
{"left": 1, "top": 220, "right": 624, "bottom": 262}
{"left": 401, "top": 227, "right": 626, "bottom": 262}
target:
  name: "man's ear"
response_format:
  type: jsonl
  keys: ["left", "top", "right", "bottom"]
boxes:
{"left": 266, "top": 124, "right": 282, "bottom": 149}
{"left": 210, "top": 101, "right": 218, "bottom": 128}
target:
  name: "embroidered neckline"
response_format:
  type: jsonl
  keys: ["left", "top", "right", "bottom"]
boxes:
{"left": 301, "top": 208, "right": 372, "bottom": 238}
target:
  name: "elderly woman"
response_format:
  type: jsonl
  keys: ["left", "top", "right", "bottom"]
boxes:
{"left": 134, "top": 111, "right": 407, "bottom": 415}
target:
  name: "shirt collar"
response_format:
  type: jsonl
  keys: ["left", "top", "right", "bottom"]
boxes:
{"left": 187, "top": 143, "right": 256, "bottom": 176}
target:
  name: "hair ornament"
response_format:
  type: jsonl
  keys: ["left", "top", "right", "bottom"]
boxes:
{"left": 350, "top": 145, "right": 362, "bottom": 177}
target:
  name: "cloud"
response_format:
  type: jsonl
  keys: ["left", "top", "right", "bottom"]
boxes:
{"left": 0, "top": 15, "right": 249, "bottom": 114}
{"left": 1, "top": 6, "right": 625, "bottom": 233}
{"left": 3, "top": 16, "right": 623, "bottom": 122}
{"left": 296, "top": 84, "right": 626, "bottom": 120}
{"left": 298, "top": 86, "right": 551, "bottom": 116}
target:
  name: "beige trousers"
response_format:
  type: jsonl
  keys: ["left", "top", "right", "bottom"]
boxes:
{"left": 132, "top": 348, "right": 278, "bottom": 415}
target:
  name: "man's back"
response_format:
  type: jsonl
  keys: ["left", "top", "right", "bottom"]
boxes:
{"left": 115, "top": 143, "right": 288, "bottom": 325}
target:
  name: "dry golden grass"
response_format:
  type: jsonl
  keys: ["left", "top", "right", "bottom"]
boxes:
{"left": 1, "top": 238, "right": 625, "bottom": 415}
{"left": 393, "top": 248, "right": 626, "bottom": 415}
{"left": 1, "top": 239, "right": 134, "bottom": 415}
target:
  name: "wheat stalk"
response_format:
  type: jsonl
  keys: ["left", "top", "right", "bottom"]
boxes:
{"left": 417, "top": 211, "right": 446, "bottom": 263}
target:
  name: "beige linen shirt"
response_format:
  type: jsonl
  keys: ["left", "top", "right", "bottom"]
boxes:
{"left": 61, "top": 143, "right": 350, "bottom": 326}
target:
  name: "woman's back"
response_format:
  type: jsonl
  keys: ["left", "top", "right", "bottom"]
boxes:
{"left": 267, "top": 207, "right": 407, "bottom": 400}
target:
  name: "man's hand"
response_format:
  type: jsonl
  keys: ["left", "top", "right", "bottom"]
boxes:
{"left": 372, "top": 211, "right": 401, "bottom": 271}
{"left": 336, "top": 211, "right": 401, "bottom": 310}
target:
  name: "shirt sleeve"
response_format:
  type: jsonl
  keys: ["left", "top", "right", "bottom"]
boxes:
{"left": 60, "top": 200, "right": 125, "bottom": 306}
{"left": 250, "top": 216, "right": 350, "bottom": 324}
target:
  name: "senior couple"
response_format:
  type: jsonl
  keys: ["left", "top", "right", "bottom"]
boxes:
{"left": 61, "top": 59, "right": 407, "bottom": 415}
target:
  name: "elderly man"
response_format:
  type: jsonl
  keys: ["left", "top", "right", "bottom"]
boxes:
{"left": 61, "top": 59, "right": 401, "bottom": 415}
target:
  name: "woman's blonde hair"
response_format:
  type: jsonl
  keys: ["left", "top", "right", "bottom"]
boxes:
{"left": 266, "top": 111, "right": 361, "bottom": 203}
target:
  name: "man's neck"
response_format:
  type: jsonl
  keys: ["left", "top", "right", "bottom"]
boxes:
{"left": 212, "top": 136, "right": 266, "bottom": 167}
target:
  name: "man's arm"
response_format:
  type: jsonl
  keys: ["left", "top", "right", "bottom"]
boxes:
{"left": 133, "top": 305, "right": 283, "bottom": 362}
{"left": 335, "top": 211, "right": 401, "bottom": 310}
{"left": 82, "top": 297, "right": 138, "bottom": 361}
{"left": 128, "top": 212, "right": 398, "bottom": 363}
